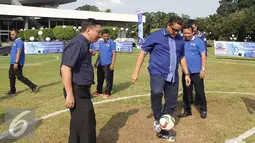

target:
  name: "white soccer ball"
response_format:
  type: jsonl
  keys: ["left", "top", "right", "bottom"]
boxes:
{"left": 159, "top": 114, "right": 175, "bottom": 131}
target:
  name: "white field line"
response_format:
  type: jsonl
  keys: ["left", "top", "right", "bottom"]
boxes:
{"left": 0, "top": 91, "right": 254, "bottom": 140}
{"left": 0, "top": 56, "right": 59, "bottom": 69}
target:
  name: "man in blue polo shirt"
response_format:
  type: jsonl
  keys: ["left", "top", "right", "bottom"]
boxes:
{"left": 6, "top": 29, "right": 38, "bottom": 95}
{"left": 179, "top": 24, "right": 207, "bottom": 119}
{"left": 188, "top": 19, "right": 207, "bottom": 105}
{"left": 131, "top": 17, "right": 191, "bottom": 142}
{"left": 61, "top": 18, "right": 101, "bottom": 143}
{"left": 93, "top": 29, "right": 116, "bottom": 99}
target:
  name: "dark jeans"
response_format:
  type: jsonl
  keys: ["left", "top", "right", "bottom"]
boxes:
{"left": 63, "top": 84, "right": 96, "bottom": 143}
{"left": 182, "top": 73, "right": 207, "bottom": 112}
{"left": 150, "top": 74, "right": 179, "bottom": 120}
{"left": 96, "top": 64, "right": 114, "bottom": 95}
{"left": 9, "top": 64, "right": 35, "bottom": 92}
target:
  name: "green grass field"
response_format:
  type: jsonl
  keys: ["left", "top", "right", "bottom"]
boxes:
{"left": 0, "top": 48, "right": 254, "bottom": 143}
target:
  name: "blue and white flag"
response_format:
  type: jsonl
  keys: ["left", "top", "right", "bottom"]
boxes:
{"left": 137, "top": 10, "right": 143, "bottom": 47}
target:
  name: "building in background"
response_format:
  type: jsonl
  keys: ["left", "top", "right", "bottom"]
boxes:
{"left": 0, "top": 0, "right": 145, "bottom": 42}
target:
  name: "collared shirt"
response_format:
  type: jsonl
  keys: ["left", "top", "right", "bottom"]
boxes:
{"left": 61, "top": 34, "right": 94, "bottom": 85}
{"left": 195, "top": 30, "right": 207, "bottom": 47}
{"left": 10, "top": 38, "right": 25, "bottom": 65}
{"left": 96, "top": 39, "right": 116, "bottom": 66}
{"left": 141, "top": 28, "right": 185, "bottom": 83}
{"left": 184, "top": 36, "right": 206, "bottom": 74}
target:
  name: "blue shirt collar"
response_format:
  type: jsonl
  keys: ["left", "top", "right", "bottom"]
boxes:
{"left": 163, "top": 28, "right": 175, "bottom": 38}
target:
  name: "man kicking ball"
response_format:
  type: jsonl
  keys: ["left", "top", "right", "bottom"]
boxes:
{"left": 131, "top": 17, "right": 191, "bottom": 142}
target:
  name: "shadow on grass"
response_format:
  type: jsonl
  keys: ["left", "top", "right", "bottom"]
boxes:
{"left": 112, "top": 82, "right": 132, "bottom": 95}
{"left": 0, "top": 81, "right": 62, "bottom": 101}
{"left": 97, "top": 109, "right": 139, "bottom": 143}
{"left": 241, "top": 97, "right": 255, "bottom": 114}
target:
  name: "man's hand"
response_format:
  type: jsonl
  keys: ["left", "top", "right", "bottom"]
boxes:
{"left": 65, "top": 93, "right": 75, "bottom": 109}
{"left": 131, "top": 72, "right": 139, "bottom": 85}
{"left": 13, "top": 63, "right": 18, "bottom": 70}
{"left": 185, "top": 75, "right": 191, "bottom": 86}
{"left": 90, "top": 49, "right": 96, "bottom": 56}
{"left": 200, "top": 70, "right": 205, "bottom": 79}
{"left": 110, "top": 64, "right": 114, "bottom": 70}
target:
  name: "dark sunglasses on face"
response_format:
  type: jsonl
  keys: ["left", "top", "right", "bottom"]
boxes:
{"left": 170, "top": 26, "right": 181, "bottom": 33}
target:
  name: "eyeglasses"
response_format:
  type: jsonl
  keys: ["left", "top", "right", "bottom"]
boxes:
{"left": 170, "top": 25, "right": 181, "bottom": 33}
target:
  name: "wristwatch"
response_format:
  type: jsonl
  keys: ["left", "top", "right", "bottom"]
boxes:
{"left": 15, "top": 62, "right": 18, "bottom": 64}
{"left": 202, "top": 68, "right": 205, "bottom": 71}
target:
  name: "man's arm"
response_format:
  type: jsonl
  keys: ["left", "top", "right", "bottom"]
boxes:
{"left": 61, "top": 65, "right": 73, "bottom": 95}
{"left": 180, "top": 57, "right": 189, "bottom": 75}
{"left": 199, "top": 39, "right": 207, "bottom": 79}
{"left": 15, "top": 50, "right": 21, "bottom": 63}
{"left": 131, "top": 50, "right": 148, "bottom": 84}
{"left": 201, "top": 34, "right": 207, "bottom": 49}
{"left": 201, "top": 52, "right": 206, "bottom": 69}
{"left": 61, "top": 42, "right": 81, "bottom": 108}
{"left": 110, "top": 42, "right": 117, "bottom": 70}
{"left": 111, "top": 51, "right": 116, "bottom": 65}
{"left": 15, "top": 42, "right": 24, "bottom": 63}
{"left": 180, "top": 56, "right": 191, "bottom": 86}
{"left": 13, "top": 41, "right": 24, "bottom": 69}
{"left": 131, "top": 33, "right": 154, "bottom": 84}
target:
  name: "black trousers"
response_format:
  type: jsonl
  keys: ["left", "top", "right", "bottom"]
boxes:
{"left": 150, "top": 74, "right": 178, "bottom": 120}
{"left": 182, "top": 73, "right": 207, "bottom": 112}
{"left": 96, "top": 64, "right": 114, "bottom": 95}
{"left": 9, "top": 64, "right": 35, "bottom": 92}
{"left": 64, "top": 84, "right": 96, "bottom": 143}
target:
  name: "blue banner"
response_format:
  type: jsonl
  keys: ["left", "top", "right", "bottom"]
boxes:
{"left": 91, "top": 41, "right": 133, "bottom": 53}
{"left": 137, "top": 10, "right": 143, "bottom": 47}
{"left": 24, "top": 42, "right": 64, "bottom": 54}
{"left": 214, "top": 41, "right": 255, "bottom": 58}
{"left": 116, "top": 41, "right": 133, "bottom": 52}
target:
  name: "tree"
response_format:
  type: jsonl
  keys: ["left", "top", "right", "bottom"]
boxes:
{"left": 105, "top": 9, "right": 111, "bottom": 13}
{"left": 75, "top": 4, "right": 99, "bottom": 11}
{"left": 217, "top": 0, "right": 238, "bottom": 16}
{"left": 217, "top": 0, "right": 255, "bottom": 16}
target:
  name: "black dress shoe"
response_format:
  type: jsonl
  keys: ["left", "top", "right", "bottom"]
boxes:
{"left": 32, "top": 85, "right": 39, "bottom": 93}
{"left": 6, "top": 90, "right": 16, "bottom": 96}
{"left": 200, "top": 111, "right": 207, "bottom": 119}
{"left": 178, "top": 111, "right": 192, "bottom": 118}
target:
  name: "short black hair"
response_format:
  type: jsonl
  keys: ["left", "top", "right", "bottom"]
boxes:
{"left": 167, "top": 16, "right": 183, "bottom": 26}
{"left": 10, "top": 29, "right": 18, "bottom": 33}
{"left": 188, "top": 19, "right": 197, "bottom": 26}
{"left": 182, "top": 23, "right": 194, "bottom": 32}
{"left": 101, "top": 29, "right": 109, "bottom": 35}
{"left": 81, "top": 18, "right": 101, "bottom": 32}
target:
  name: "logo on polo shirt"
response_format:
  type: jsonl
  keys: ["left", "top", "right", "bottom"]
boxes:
{"left": 105, "top": 44, "right": 110, "bottom": 47}
{"left": 190, "top": 43, "right": 196, "bottom": 47}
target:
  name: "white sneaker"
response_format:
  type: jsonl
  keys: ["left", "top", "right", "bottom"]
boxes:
{"left": 154, "top": 120, "right": 161, "bottom": 133}
{"left": 157, "top": 132, "right": 176, "bottom": 142}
